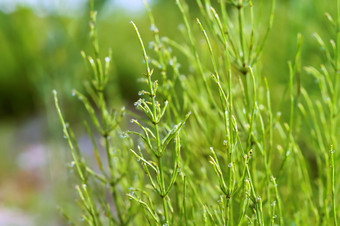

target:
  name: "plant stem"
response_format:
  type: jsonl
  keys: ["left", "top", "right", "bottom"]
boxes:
{"left": 330, "top": 145, "right": 337, "bottom": 226}
{"left": 238, "top": 0, "right": 246, "bottom": 69}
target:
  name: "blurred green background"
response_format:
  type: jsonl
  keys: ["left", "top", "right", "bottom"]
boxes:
{"left": 0, "top": 0, "right": 334, "bottom": 224}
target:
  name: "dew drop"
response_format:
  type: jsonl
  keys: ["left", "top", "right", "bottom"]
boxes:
{"left": 120, "top": 132, "right": 127, "bottom": 138}
{"left": 148, "top": 41, "right": 154, "bottom": 49}
{"left": 150, "top": 24, "right": 157, "bottom": 32}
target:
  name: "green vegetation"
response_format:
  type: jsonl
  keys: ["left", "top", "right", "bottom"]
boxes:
{"left": 51, "top": 0, "right": 339, "bottom": 225}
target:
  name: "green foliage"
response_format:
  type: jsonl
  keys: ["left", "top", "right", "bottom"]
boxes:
{"left": 54, "top": 0, "right": 339, "bottom": 225}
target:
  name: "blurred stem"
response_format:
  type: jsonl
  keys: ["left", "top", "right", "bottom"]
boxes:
{"left": 330, "top": 145, "right": 337, "bottom": 226}
{"left": 176, "top": 0, "right": 218, "bottom": 109}
{"left": 238, "top": 0, "right": 246, "bottom": 69}
{"left": 332, "top": 0, "right": 340, "bottom": 150}
{"left": 159, "top": 157, "right": 169, "bottom": 223}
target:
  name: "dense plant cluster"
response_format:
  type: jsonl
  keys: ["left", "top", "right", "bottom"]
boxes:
{"left": 54, "top": 0, "right": 339, "bottom": 225}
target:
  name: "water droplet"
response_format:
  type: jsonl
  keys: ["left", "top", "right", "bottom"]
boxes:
{"left": 150, "top": 24, "right": 157, "bottom": 32}
{"left": 175, "top": 63, "right": 181, "bottom": 70}
{"left": 228, "top": 162, "right": 233, "bottom": 168}
{"left": 105, "top": 57, "right": 110, "bottom": 62}
{"left": 134, "top": 99, "right": 142, "bottom": 107}
{"left": 72, "top": 90, "right": 76, "bottom": 96}
{"left": 148, "top": 41, "right": 154, "bottom": 49}
{"left": 120, "top": 132, "right": 127, "bottom": 138}
{"left": 178, "top": 24, "right": 185, "bottom": 31}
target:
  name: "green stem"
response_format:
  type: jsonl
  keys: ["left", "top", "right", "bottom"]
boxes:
{"left": 332, "top": 0, "right": 340, "bottom": 150}
{"left": 176, "top": 0, "right": 218, "bottom": 109}
{"left": 131, "top": 20, "right": 169, "bottom": 224}
{"left": 330, "top": 145, "right": 337, "bottom": 226}
{"left": 159, "top": 157, "right": 169, "bottom": 224}
{"left": 112, "top": 188, "right": 124, "bottom": 225}
{"left": 238, "top": 0, "right": 246, "bottom": 69}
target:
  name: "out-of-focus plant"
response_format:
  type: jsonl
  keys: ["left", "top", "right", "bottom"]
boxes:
{"left": 53, "top": 0, "right": 142, "bottom": 224}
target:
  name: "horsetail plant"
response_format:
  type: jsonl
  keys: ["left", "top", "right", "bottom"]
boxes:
{"left": 128, "top": 21, "right": 191, "bottom": 225}
{"left": 298, "top": 0, "right": 340, "bottom": 223}
{"left": 53, "top": 0, "right": 339, "bottom": 225}
{"left": 53, "top": 1, "right": 141, "bottom": 224}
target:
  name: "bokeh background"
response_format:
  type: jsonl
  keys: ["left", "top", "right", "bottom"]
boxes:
{"left": 0, "top": 0, "right": 334, "bottom": 225}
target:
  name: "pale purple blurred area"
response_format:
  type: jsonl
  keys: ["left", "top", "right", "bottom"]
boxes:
{"left": 0, "top": 116, "right": 67, "bottom": 225}
{"left": 0, "top": 0, "right": 151, "bottom": 224}
{"left": 0, "top": 115, "right": 104, "bottom": 224}
{"left": 0, "top": 205, "right": 34, "bottom": 226}
{"left": 0, "top": 0, "right": 151, "bottom": 15}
